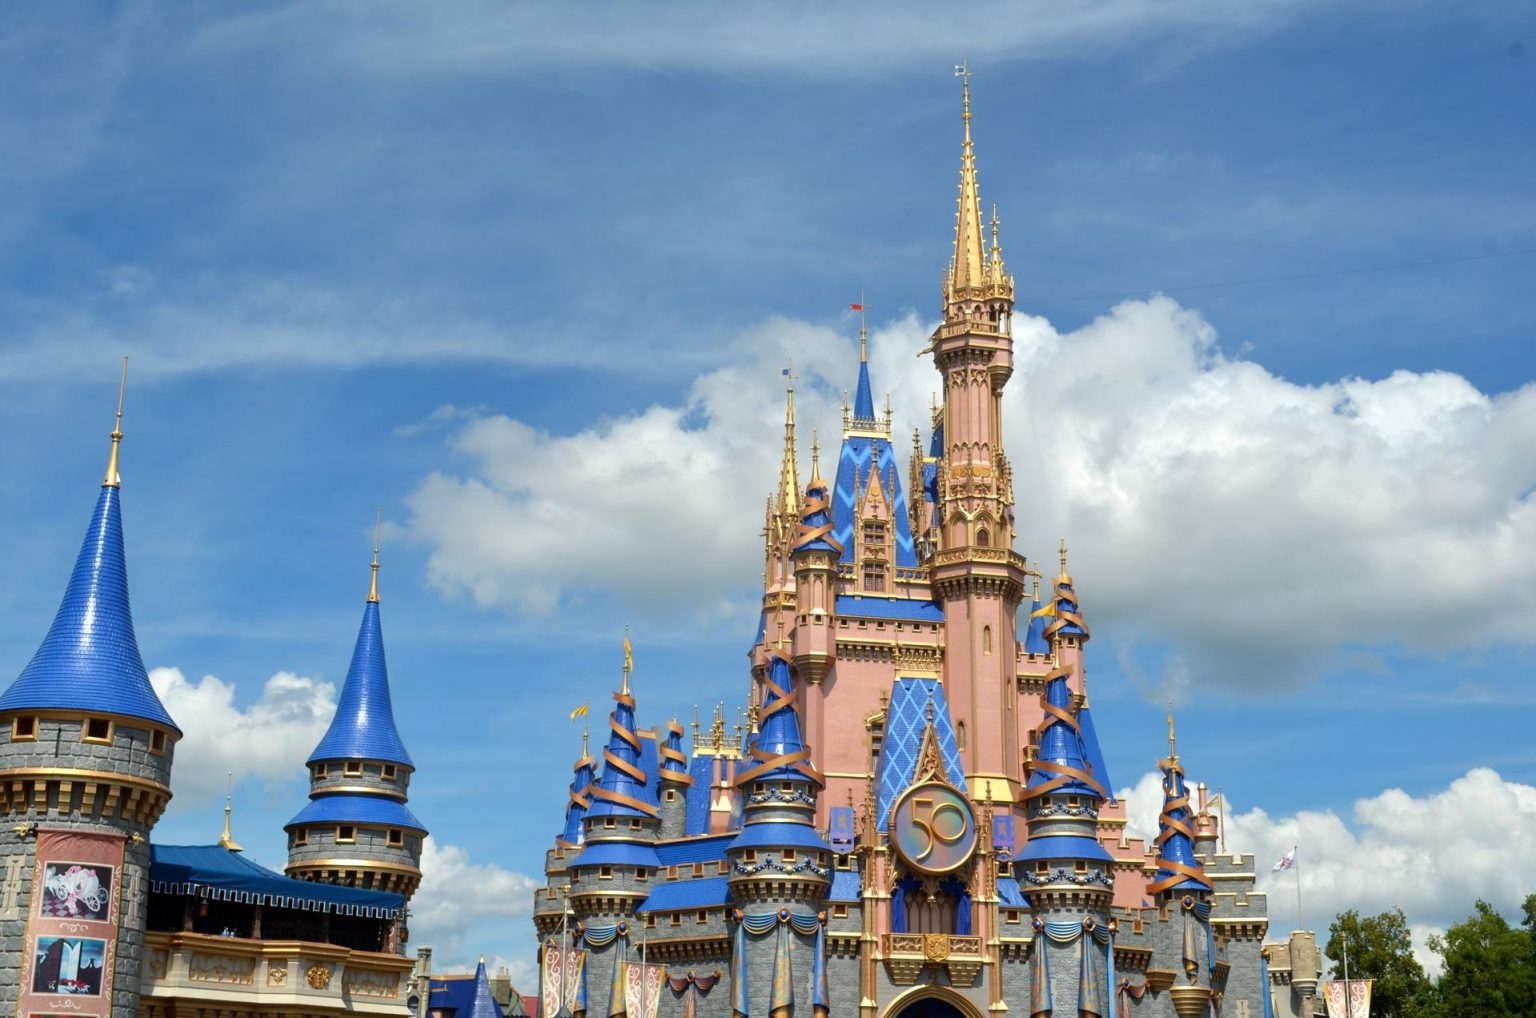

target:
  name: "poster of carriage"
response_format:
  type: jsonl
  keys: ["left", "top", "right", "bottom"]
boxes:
{"left": 38, "top": 862, "right": 114, "bottom": 922}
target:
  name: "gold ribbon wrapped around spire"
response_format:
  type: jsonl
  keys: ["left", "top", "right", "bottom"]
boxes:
{"left": 1146, "top": 714, "right": 1209, "bottom": 896}
{"left": 1020, "top": 663, "right": 1106, "bottom": 800}
{"left": 735, "top": 650, "right": 823, "bottom": 786}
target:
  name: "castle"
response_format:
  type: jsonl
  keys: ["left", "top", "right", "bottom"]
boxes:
{"left": 0, "top": 75, "right": 1327, "bottom": 1018}
{"left": 533, "top": 77, "right": 1320, "bottom": 1018}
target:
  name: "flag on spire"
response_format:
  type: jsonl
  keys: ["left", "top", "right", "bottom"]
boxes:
{"left": 1273, "top": 846, "right": 1297, "bottom": 872}
{"left": 623, "top": 632, "right": 634, "bottom": 673}
{"left": 570, "top": 702, "right": 590, "bottom": 721}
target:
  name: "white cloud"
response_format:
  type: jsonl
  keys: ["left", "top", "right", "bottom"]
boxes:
{"left": 150, "top": 666, "right": 336, "bottom": 805}
{"left": 197, "top": 1, "right": 1327, "bottom": 78}
{"left": 407, "top": 299, "right": 1536, "bottom": 688}
{"left": 413, "top": 838, "right": 542, "bottom": 983}
{"left": 1120, "top": 767, "right": 1536, "bottom": 972}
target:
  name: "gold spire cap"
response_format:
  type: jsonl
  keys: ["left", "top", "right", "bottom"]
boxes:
{"left": 1167, "top": 703, "right": 1178, "bottom": 762}
{"left": 218, "top": 772, "right": 243, "bottom": 852}
{"left": 368, "top": 508, "right": 382, "bottom": 603}
{"left": 1058, "top": 537, "right": 1070, "bottom": 581}
{"left": 103, "top": 356, "right": 127, "bottom": 488}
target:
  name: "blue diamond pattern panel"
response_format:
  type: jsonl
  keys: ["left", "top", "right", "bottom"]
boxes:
{"left": 875, "top": 677, "right": 968, "bottom": 830}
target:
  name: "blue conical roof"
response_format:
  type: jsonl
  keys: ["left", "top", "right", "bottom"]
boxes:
{"left": 465, "top": 959, "right": 505, "bottom": 1018}
{"left": 659, "top": 720, "right": 690, "bottom": 780}
{"left": 1026, "top": 675, "right": 1102, "bottom": 799}
{"left": 0, "top": 485, "right": 178, "bottom": 732}
{"left": 1043, "top": 576, "right": 1089, "bottom": 640}
{"left": 560, "top": 746, "right": 597, "bottom": 845}
{"left": 794, "top": 478, "right": 841, "bottom": 554}
{"left": 1023, "top": 593, "right": 1051, "bottom": 655}
{"left": 1150, "top": 755, "right": 1210, "bottom": 894}
{"left": 853, "top": 359, "right": 875, "bottom": 420}
{"left": 586, "top": 689, "right": 658, "bottom": 819}
{"left": 737, "top": 655, "right": 821, "bottom": 786}
{"left": 307, "top": 600, "right": 412, "bottom": 766}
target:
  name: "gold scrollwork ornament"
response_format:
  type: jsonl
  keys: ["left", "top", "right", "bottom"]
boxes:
{"left": 307, "top": 964, "right": 332, "bottom": 989}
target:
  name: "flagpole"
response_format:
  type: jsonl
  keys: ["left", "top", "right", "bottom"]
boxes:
{"left": 1294, "top": 848, "right": 1304, "bottom": 932}
{"left": 1342, "top": 931, "right": 1353, "bottom": 1018}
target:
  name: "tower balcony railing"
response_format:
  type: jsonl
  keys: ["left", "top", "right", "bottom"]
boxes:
{"left": 929, "top": 546, "right": 1027, "bottom": 571}
{"left": 934, "top": 318, "right": 1009, "bottom": 342}
{"left": 141, "top": 930, "right": 414, "bottom": 1016}
{"left": 881, "top": 932, "right": 984, "bottom": 986}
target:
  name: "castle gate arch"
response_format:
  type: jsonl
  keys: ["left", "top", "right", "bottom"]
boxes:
{"left": 882, "top": 984, "right": 986, "bottom": 1018}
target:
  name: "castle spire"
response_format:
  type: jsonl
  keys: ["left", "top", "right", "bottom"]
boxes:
{"left": 219, "top": 772, "right": 243, "bottom": 852}
{"left": 776, "top": 376, "right": 800, "bottom": 525}
{"left": 1147, "top": 706, "right": 1211, "bottom": 897}
{"left": 368, "top": 508, "right": 382, "bottom": 603}
{"left": 949, "top": 61, "right": 986, "bottom": 298}
{"left": 104, "top": 356, "right": 127, "bottom": 488}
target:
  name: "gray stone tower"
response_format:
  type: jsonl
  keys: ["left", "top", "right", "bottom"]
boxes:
{"left": 285, "top": 543, "right": 426, "bottom": 903}
{"left": 0, "top": 383, "right": 180, "bottom": 1018}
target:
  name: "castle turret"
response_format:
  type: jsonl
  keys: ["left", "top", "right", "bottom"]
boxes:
{"left": 929, "top": 70, "right": 1026, "bottom": 807}
{"left": 792, "top": 448, "right": 840, "bottom": 760}
{"left": 1149, "top": 709, "right": 1216, "bottom": 1018}
{"left": 286, "top": 533, "right": 427, "bottom": 903}
{"left": 657, "top": 718, "right": 692, "bottom": 840}
{"left": 0, "top": 363, "right": 179, "bottom": 1018}
{"left": 558, "top": 726, "right": 598, "bottom": 848}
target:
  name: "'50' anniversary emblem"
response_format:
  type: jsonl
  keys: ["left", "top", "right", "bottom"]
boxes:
{"left": 891, "top": 781, "right": 977, "bottom": 873}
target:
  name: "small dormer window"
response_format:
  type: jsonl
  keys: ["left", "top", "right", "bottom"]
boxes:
{"left": 603, "top": 818, "right": 616, "bottom": 829}
{"left": 314, "top": 763, "right": 328, "bottom": 778}
{"left": 599, "top": 866, "right": 613, "bottom": 880}
{"left": 337, "top": 825, "right": 356, "bottom": 844}
{"left": 782, "top": 850, "right": 797, "bottom": 862}
{"left": 11, "top": 717, "right": 37, "bottom": 741}
{"left": 83, "top": 718, "right": 112, "bottom": 743}
{"left": 294, "top": 829, "right": 308, "bottom": 847}
{"left": 388, "top": 829, "right": 404, "bottom": 847}
{"left": 635, "top": 868, "right": 649, "bottom": 881}
{"left": 382, "top": 764, "right": 397, "bottom": 780}
{"left": 150, "top": 729, "right": 167, "bottom": 753}
{"left": 344, "top": 761, "right": 363, "bottom": 777}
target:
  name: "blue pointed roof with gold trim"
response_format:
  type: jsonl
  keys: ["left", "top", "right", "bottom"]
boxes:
{"left": 307, "top": 598, "right": 413, "bottom": 767}
{"left": 0, "top": 437, "right": 178, "bottom": 732}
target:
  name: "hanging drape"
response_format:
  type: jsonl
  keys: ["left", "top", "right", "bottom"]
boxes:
{"left": 731, "top": 909, "right": 824, "bottom": 1018}
{"left": 666, "top": 970, "right": 720, "bottom": 1018}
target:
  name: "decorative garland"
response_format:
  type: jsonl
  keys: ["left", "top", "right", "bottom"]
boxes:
{"left": 1020, "top": 867, "right": 1115, "bottom": 889}
{"left": 577, "top": 920, "right": 630, "bottom": 948}
{"left": 747, "top": 788, "right": 817, "bottom": 806}
{"left": 733, "top": 855, "right": 829, "bottom": 878}
{"left": 1032, "top": 802, "right": 1099, "bottom": 819}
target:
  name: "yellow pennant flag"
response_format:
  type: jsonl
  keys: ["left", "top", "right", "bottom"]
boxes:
{"left": 569, "top": 702, "right": 589, "bottom": 721}
{"left": 1030, "top": 601, "right": 1056, "bottom": 619}
{"left": 623, "top": 633, "right": 634, "bottom": 673}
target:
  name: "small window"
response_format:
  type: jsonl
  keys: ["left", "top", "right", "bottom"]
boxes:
{"left": 630, "top": 819, "right": 642, "bottom": 830}
{"left": 294, "top": 829, "right": 309, "bottom": 847}
{"left": 603, "top": 818, "right": 616, "bottom": 829}
{"left": 382, "top": 764, "right": 397, "bottom": 780}
{"left": 743, "top": 851, "right": 757, "bottom": 863}
{"left": 12, "top": 717, "right": 37, "bottom": 741}
{"left": 1036, "top": 862, "right": 1049, "bottom": 875}
{"left": 982, "top": 626, "right": 992, "bottom": 655}
{"left": 862, "top": 563, "right": 887, "bottom": 592}
{"left": 599, "top": 866, "right": 613, "bottom": 880}
{"left": 1074, "top": 860, "right": 1088, "bottom": 873}
{"left": 83, "top": 718, "right": 112, "bottom": 743}
{"left": 149, "top": 729, "right": 167, "bottom": 753}
{"left": 693, "top": 863, "right": 705, "bottom": 877}
{"left": 337, "top": 825, "right": 356, "bottom": 844}
{"left": 670, "top": 913, "right": 682, "bottom": 927}
{"left": 696, "top": 910, "right": 708, "bottom": 924}
{"left": 313, "top": 763, "right": 329, "bottom": 778}
{"left": 664, "top": 789, "right": 677, "bottom": 803}
{"left": 976, "top": 528, "right": 990, "bottom": 547}
{"left": 782, "top": 850, "right": 797, "bottom": 862}
{"left": 388, "top": 829, "right": 404, "bottom": 847}
{"left": 344, "top": 761, "right": 363, "bottom": 777}
{"left": 833, "top": 904, "right": 849, "bottom": 918}
{"left": 1068, "top": 796, "right": 1080, "bottom": 808}
{"left": 1006, "top": 910, "right": 1020, "bottom": 925}
{"left": 956, "top": 720, "right": 967, "bottom": 750}
{"left": 668, "top": 866, "right": 679, "bottom": 879}
{"left": 644, "top": 915, "right": 656, "bottom": 928}
{"left": 635, "top": 868, "right": 649, "bottom": 881}
{"left": 717, "top": 861, "right": 729, "bottom": 875}
{"left": 780, "top": 782, "right": 794, "bottom": 792}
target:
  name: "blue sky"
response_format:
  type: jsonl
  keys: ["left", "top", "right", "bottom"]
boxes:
{"left": 1, "top": 1, "right": 1533, "bottom": 977}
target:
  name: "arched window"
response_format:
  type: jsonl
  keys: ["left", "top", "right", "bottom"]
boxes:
{"left": 982, "top": 626, "right": 992, "bottom": 655}
{"left": 976, "top": 528, "right": 990, "bottom": 547}
{"left": 956, "top": 720, "right": 967, "bottom": 750}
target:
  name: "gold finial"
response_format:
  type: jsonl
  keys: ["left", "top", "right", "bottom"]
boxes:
{"left": 103, "top": 356, "right": 128, "bottom": 488}
{"left": 955, "top": 58, "right": 971, "bottom": 121}
{"left": 810, "top": 429, "right": 821, "bottom": 483}
{"left": 219, "top": 772, "right": 243, "bottom": 852}
{"left": 621, "top": 624, "right": 633, "bottom": 696}
{"left": 857, "top": 292, "right": 869, "bottom": 362}
{"left": 1030, "top": 568, "right": 1042, "bottom": 601}
{"left": 1167, "top": 703, "right": 1178, "bottom": 762}
{"left": 368, "top": 508, "right": 382, "bottom": 603}
{"left": 775, "top": 613, "right": 787, "bottom": 650}
{"left": 949, "top": 59, "right": 985, "bottom": 298}
{"left": 1058, "top": 537, "right": 1069, "bottom": 580}
{"left": 692, "top": 704, "right": 701, "bottom": 747}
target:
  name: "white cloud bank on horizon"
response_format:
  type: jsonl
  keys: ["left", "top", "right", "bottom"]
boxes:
{"left": 406, "top": 298, "right": 1536, "bottom": 690}
{"left": 414, "top": 838, "right": 542, "bottom": 985}
{"left": 1120, "top": 766, "right": 1536, "bottom": 972}
{"left": 150, "top": 666, "right": 337, "bottom": 805}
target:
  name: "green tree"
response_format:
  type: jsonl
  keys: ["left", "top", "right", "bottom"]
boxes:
{"left": 1426, "top": 897, "right": 1536, "bottom": 1018}
{"left": 1325, "top": 908, "right": 1431, "bottom": 1018}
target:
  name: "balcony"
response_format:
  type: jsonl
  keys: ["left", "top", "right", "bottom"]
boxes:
{"left": 142, "top": 931, "right": 414, "bottom": 1016}
{"left": 881, "top": 932, "right": 984, "bottom": 986}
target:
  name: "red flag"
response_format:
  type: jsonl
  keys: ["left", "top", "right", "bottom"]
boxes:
{"left": 849, "top": 303, "right": 864, "bottom": 311}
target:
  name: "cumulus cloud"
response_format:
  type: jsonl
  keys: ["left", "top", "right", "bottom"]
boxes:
{"left": 407, "top": 298, "right": 1536, "bottom": 688}
{"left": 413, "top": 838, "right": 542, "bottom": 983}
{"left": 1120, "top": 767, "right": 1536, "bottom": 971}
{"left": 150, "top": 666, "right": 336, "bottom": 804}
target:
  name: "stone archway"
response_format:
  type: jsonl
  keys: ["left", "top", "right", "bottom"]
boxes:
{"left": 882, "top": 985, "right": 985, "bottom": 1018}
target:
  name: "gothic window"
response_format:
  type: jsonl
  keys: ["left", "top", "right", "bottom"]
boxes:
{"left": 863, "top": 562, "right": 887, "bottom": 592}
{"left": 862, "top": 520, "right": 886, "bottom": 548}
{"left": 976, "top": 527, "right": 990, "bottom": 547}
{"left": 956, "top": 720, "right": 967, "bottom": 750}
{"left": 983, "top": 625, "right": 992, "bottom": 655}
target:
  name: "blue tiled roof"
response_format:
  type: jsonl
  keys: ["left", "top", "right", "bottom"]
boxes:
{"left": 285, "top": 793, "right": 426, "bottom": 833}
{"left": 875, "top": 678, "right": 967, "bottom": 830}
{"left": 747, "top": 656, "right": 818, "bottom": 784}
{"left": 560, "top": 754, "right": 597, "bottom": 846}
{"left": 832, "top": 352, "right": 917, "bottom": 568}
{"left": 685, "top": 755, "right": 715, "bottom": 836}
{"left": 467, "top": 960, "right": 504, "bottom": 1018}
{"left": 637, "top": 876, "right": 732, "bottom": 913}
{"left": 430, "top": 971, "right": 505, "bottom": 1018}
{"left": 1078, "top": 706, "right": 1115, "bottom": 804}
{"left": 996, "top": 876, "right": 1028, "bottom": 907}
{"left": 728, "top": 821, "right": 830, "bottom": 851}
{"left": 569, "top": 841, "right": 661, "bottom": 869}
{"left": 827, "top": 870, "right": 861, "bottom": 902}
{"left": 150, "top": 844, "right": 402, "bottom": 918}
{"left": 1026, "top": 674, "right": 1101, "bottom": 800}
{"left": 586, "top": 693, "right": 658, "bottom": 820}
{"left": 835, "top": 596, "right": 943, "bottom": 622}
{"left": 1153, "top": 763, "right": 1211, "bottom": 892}
{"left": 307, "top": 601, "right": 412, "bottom": 767}
{"left": 0, "top": 486, "right": 178, "bottom": 732}
{"left": 1015, "top": 835, "right": 1114, "bottom": 864}
{"left": 657, "top": 834, "right": 733, "bottom": 866}
{"left": 794, "top": 479, "right": 839, "bottom": 554}
{"left": 1023, "top": 596, "right": 1051, "bottom": 655}
{"left": 854, "top": 359, "right": 875, "bottom": 420}
{"left": 1048, "top": 579, "right": 1087, "bottom": 638}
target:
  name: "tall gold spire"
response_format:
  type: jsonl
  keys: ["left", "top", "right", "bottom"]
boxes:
{"left": 1058, "top": 537, "right": 1070, "bottom": 580}
{"left": 103, "top": 356, "right": 127, "bottom": 488}
{"left": 621, "top": 625, "right": 633, "bottom": 696}
{"left": 776, "top": 373, "right": 800, "bottom": 522}
{"left": 809, "top": 429, "right": 822, "bottom": 484}
{"left": 219, "top": 773, "right": 243, "bottom": 852}
{"left": 950, "top": 61, "right": 986, "bottom": 296}
{"left": 1167, "top": 703, "right": 1179, "bottom": 763}
{"left": 368, "top": 508, "right": 382, "bottom": 603}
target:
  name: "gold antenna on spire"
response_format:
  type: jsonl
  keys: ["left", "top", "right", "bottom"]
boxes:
{"left": 692, "top": 704, "right": 701, "bottom": 749}
{"left": 580, "top": 716, "right": 590, "bottom": 758}
{"left": 858, "top": 291, "right": 869, "bottom": 362}
{"left": 104, "top": 356, "right": 128, "bottom": 488}
{"left": 1167, "top": 703, "right": 1178, "bottom": 762}
{"left": 219, "top": 772, "right": 243, "bottom": 852}
{"left": 1058, "top": 537, "right": 1069, "bottom": 579}
{"left": 621, "top": 624, "right": 633, "bottom": 696}
{"left": 368, "top": 508, "right": 382, "bottom": 603}
{"left": 810, "top": 429, "right": 821, "bottom": 482}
